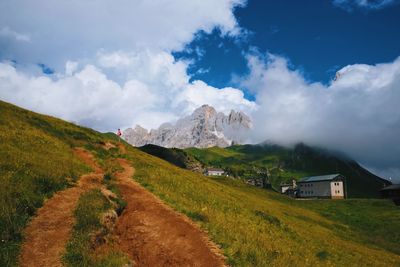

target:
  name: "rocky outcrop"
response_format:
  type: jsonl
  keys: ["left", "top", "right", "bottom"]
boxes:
{"left": 123, "top": 105, "right": 252, "bottom": 148}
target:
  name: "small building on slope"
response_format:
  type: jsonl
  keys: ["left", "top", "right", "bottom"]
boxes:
{"left": 298, "top": 174, "right": 346, "bottom": 199}
{"left": 206, "top": 168, "right": 225, "bottom": 176}
{"left": 280, "top": 179, "right": 297, "bottom": 197}
{"left": 381, "top": 184, "right": 400, "bottom": 206}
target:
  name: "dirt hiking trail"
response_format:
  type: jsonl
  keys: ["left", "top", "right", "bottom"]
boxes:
{"left": 113, "top": 159, "right": 226, "bottom": 267}
{"left": 18, "top": 148, "right": 103, "bottom": 267}
{"left": 18, "top": 144, "right": 226, "bottom": 267}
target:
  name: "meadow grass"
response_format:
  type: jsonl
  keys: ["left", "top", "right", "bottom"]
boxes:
{"left": 62, "top": 189, "right": 128, "bottom": 267}
{"left": 0, "top": 101, "right": 127, "bottom": 266}
{"left": 1, "top": 100, "right": 399, "bottom": 266}
{"left": 125, "top": 146, "right": 400, "bottom": 266}
{"left": 0, "top": 101, "right": 97, "bottom": 266}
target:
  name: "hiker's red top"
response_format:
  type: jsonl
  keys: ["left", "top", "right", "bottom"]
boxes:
{"left": 117, "top": 129, "right": 122, "bottom": 136}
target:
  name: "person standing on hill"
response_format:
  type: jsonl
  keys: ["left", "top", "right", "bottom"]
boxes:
{"left": 117, "top": 128, "right": 122, "bottom": 142}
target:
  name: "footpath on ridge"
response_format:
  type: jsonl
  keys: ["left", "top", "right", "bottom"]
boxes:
{"left": 19, "top": 148, "right": 103, "bottom": 267}
{"left": 19, "top": 145, "right": 226, "bottom": 267}
{"left": 111, "top": 158, "right": 226, "bottom": 267}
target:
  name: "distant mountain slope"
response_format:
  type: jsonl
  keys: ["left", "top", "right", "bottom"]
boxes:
{"left": 123, "top": 105, "right": 251, "bottom": 148}
{"left": 184, "top": 143, "right": 390, "bottom": 198}
{"left": 138, "top": 144, "right": 203, "bottom": 172}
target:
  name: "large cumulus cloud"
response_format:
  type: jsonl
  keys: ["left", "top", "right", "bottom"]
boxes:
{"left": 0, "top": 0, "right": 254, "bottom": 131}
{"left": 242, "top": 51, "right": 400, "bottom": 181}
{"left": 0, "top": 50, "right": 255, "bottom": 131}
{"left": 0, "top": 0, "right": 246, "bottom": 69}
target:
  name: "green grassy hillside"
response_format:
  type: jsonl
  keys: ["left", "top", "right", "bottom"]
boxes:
{"left": 125, "top": 146, "right": 400, "bottom": 266}
{"left": 0, "top": 100, "right": 116, "bottom": 266}
{"left": 1, "top": 100, "right": 399, "bottom": 266}
{"left": 139, "top": 144, "right": 202, "bottom": 171}
{"left": 185, "top": 144, "right": 390, "bottom": 198}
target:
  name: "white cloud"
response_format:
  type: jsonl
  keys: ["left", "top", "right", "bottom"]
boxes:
{"left": 176, "top": 80, "right": 257, "bottom": 115}
{"left": 241, "top": 51, "right": 400, "bottom": 178}
{"left": 0, "top": 0, "right": 246, "bottom": 70}
{"left": 0, "top": 50, "right": 256, "bottom": 131}
{"left": 0, "top": 26, "right": 30, "bottom": 42}
{"left": 333, "top": 0, "right": 399, "bottom": 11}
{"left": 65, "top": 61, "right": 79, "bottom": 76}
{"left": 0, "top": 0, "right": 254, "bottom": 131}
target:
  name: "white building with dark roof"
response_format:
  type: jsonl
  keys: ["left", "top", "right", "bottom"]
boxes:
{"left": 206, "top": 168, "right": 225, "bottom": 176}
{"left": 298, "top": 174, "right": 346, "bottom": 199}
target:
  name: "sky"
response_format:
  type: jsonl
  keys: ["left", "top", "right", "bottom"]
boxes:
{"left": 0, "top": 0, "right": 400, "bottom": 181}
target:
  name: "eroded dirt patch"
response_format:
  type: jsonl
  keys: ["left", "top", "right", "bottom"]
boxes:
{"left": 18, "top": 148, "right": 103, "bottom": 267}
{"left": 113, "top": 159, "right": 226, "bottom": 267}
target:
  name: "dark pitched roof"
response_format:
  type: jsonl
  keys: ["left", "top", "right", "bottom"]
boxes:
{"left": 299, "top": 174, "right": 342, "bottom": 183}
{"left": 381, "top": 184, "right": 400, "bottom": 191}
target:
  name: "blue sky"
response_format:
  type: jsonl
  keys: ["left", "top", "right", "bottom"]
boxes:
{"left": 177, "top": 0, "right": 400, "bottom": 92}
{"left": 1, "top": 0, "right": 400, "bottom": 180}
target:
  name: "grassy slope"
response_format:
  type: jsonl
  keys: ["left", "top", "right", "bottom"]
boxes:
{"left": 1, "top": 100, "right": 399, "bottom": 266}
{"left": 126, "top": 147, "right": 400, "bottom": 266}
{"left": 185, "top": 144, "right": 390, "bottom": 198}
{"left": 0, "top": 100, "right": 113, "bottom": 266}
{"left": 63, "top": 189, "right": 128, "bottom": 267}
{"left": 138, "top": 144, "right": 200, "bottom": 170}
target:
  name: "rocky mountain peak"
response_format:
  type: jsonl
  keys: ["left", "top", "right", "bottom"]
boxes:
{"left": 123, "top": 105, "right": 252, "bottom": 148}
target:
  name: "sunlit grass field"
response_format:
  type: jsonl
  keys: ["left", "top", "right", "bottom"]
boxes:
{"left": 0, "top": 101, "right": 114, "bottom": 266}
{"left": 1, "top": 100, "right": 399, "bottom": 266}
{"left": 126, "top": 146, "right": 400, "bottom": 266}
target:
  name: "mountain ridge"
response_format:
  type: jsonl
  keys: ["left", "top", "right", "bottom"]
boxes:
{"left": 137, "top": 142, "right": 390, "bottom": 198}
{"left": 123, "top": 104, "right": 252, "bottom": 148}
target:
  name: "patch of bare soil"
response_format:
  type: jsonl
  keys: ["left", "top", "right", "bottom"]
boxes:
{"left": 113, "top": 159, "right": 227, "bottom": 267}
{"left": 18, "top": 148, "right": 103, "bottom": 267}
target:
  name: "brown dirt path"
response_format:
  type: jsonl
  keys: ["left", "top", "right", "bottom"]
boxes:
{"left": 114, "top": 159, "right": 227, "bottom": 267}
{"left": 18, "top": 148, "right": 103, "bottom": 267}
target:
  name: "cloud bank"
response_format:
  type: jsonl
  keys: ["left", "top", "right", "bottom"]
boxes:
{"left": 242, "top": 52, "right": 400, "bottom": 180}
{"left": 0, "top": 51, "right": 255, "bottom": 131}
{"left": 333, "top": 0, "right": 400, "bottom": 11}
{"left": 0, "top": 0, "right": 245, "bottom": 70}
{"left": 0, "top": 0, "right": 254, "bottom": 131}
